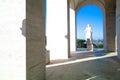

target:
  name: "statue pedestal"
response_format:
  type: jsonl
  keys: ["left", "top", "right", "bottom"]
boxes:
{"left": 86, "top": 39, "right": 93, "bottom": 51}
{"left": 46, "top": 50, "right": 50, "bottom": 64}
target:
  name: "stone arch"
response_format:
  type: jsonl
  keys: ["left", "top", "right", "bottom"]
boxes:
{"left": 75, "top": 0, "right": 105, "bottom": 14}
{"left": 74, "top": 0, "right": 116, "bottom": 52}
{"left": 26, "top": 0, "right": 119, "bottom": 80}
{"left": 69, "top": 0, "right": 107, "bottom": 51}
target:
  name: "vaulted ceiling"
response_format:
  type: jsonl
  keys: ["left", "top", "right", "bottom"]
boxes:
{"left": 69, "top": 0, "right": 116, "bottom": 11}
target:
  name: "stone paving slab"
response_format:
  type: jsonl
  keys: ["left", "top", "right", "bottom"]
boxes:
{"left": 46, "top": 51, "right": 120, "bottom": 80}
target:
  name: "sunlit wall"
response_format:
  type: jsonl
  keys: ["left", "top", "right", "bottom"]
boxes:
{"left": 0, "top": 0, "right": 26, "bottom": 80}
{"left": 70, "top": 8, "right": 76, "bottom": 52}
{"left": 46, "top": 0, "right": 68, "bottom": 60}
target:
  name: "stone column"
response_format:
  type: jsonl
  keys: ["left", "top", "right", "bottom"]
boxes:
{"left": 46, "top": 0, "right": 69, "bottom": 60}
{"left": 69, "top": 1, "right": 76, "bottom": 52}
{"left": 105, "top": 9, "right": 116, "bottom": 52}
{"left": 26, "top": 0, "right": 46, "bottom": 80}
{"left": 116, "top": 0, "right": 120, "bottom": 58}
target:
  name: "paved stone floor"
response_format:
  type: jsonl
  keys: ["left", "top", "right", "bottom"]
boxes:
{"left": 46, "top": 51, "right": 120, "bottom": 80}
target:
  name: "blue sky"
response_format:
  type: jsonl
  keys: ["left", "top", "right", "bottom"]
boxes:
{"left": 76, "top": 5, "right": 103, "bottom": 40}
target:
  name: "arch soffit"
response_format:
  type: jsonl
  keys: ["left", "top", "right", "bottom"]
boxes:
{"left": 75, "top": 0, "right": 105, "bottom": 15}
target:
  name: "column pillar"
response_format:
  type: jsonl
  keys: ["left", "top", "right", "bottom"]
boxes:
{"left": 116, "top": 0, "right": 120, "bottom": 58}
{"left": 46, "top": 0, "right": 69, "bottom": 60}
{"left": 26, "top": 0, "right": 46, "bottom": 80}
{"left": 105, "top": 9, "right": 116, "bottom": 52}
{"left": 70, "top": 7, "right": 76, "bottom": 52}
{"left": 69, "top": 0, "right": 76, "bottom": 53}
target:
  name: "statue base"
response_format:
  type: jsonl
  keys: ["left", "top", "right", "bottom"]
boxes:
{"left": 86, "top": 39, "right": 93, "bottom": 51}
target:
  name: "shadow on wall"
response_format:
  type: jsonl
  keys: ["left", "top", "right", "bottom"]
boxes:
{"left": 21, "top": 19, "right": 26, "bottom": 37}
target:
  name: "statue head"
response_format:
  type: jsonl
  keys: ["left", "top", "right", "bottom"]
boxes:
{"left": 87, "top": 24, "right": 91, "bottom": 28}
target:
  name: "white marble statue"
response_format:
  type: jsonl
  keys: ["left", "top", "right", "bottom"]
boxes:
{"left": 85, "top": 24, "right": 93, "bottom": 51}
{"left": 85, "top": 24, "right": 92, "bottom": 41}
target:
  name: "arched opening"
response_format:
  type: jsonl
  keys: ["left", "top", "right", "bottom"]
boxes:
{"left": 76, "top": 5, "right": 104, "bottom": 51}
{"left": 45, "top": 1, "right": 119, "bottom": 80}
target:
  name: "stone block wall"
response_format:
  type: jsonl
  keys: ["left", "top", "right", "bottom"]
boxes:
{"left": 106, "top": 9, "right": 116, "bottom": 52}
{"left": 26, "top": 0, "right": 46, "bottom": 80}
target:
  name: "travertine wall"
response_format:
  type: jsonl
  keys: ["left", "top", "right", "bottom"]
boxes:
{"left": 0, "top": 0, "right": 25, "bottom": 80}
{"left": 106, "top": 9, "right": 116, "bottom": 52}
{"left": 116, "top": 0, "right": 120, "bottom": 58}
{"left": 104, "top": 0, "right": 116, "bottom": 52}
{"left": 46, "top": 0, "right": 69, "bottom": 60}
{"left": 26, "top": 0, "right": 45, "bottom": 80}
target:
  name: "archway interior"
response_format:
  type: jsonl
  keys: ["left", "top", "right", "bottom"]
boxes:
{"left": 76, "top": 5, "right": 103, "bottom": 51}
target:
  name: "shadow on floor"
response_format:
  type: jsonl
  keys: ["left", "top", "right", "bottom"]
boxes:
{"left": 46, "top": 56, "right": 120, "bottom": 80}
{"left": 49, "top": 50, "right": 113, "bottom": 64}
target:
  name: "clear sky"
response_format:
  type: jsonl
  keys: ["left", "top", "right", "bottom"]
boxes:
{"left": 76, "top": 5, "right": 103, "bottom": 40}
